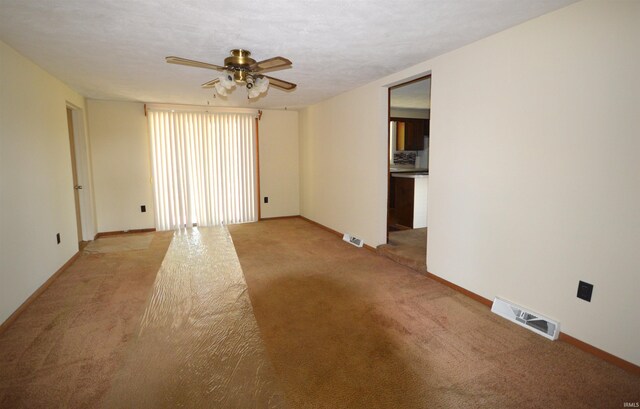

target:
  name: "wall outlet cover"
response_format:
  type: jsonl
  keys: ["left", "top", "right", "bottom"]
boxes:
{"left": 577, "top": 281, "right": 593, "bottom": 302}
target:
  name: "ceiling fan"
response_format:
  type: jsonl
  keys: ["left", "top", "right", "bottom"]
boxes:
{"left": 166, "top": 49, "right": 297, "bottom": 99}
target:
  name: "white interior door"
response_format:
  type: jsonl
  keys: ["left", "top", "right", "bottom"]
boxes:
{"left": 66, "top": 104, "right": 97, "bottom": 241}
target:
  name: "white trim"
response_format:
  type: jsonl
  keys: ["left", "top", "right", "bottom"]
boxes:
{"left": 65, "top": 103, "right": 97, "bottom": 241}
{"left": 383, "top": 70, "right": 432, "bottom": 90}
{"left": 145, "top": 103, "right": 259, "bottom": 116}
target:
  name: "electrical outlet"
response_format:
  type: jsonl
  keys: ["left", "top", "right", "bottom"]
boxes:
{"left": 56, "top": 233, "right": 61, "bottom": 244}
{"left": 141, "top": 205, "right": 146, "bottom": 213}
{"left": 577, "top": 281, "right": 593, "bottom": 302}
{"left": 264, "top": 197, "right": 269, "bottom": 204}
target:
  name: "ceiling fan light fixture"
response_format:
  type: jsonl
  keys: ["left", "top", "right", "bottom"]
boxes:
{"left": 166, "top": 49, "right": 296, "bottom": 98}
{"left": 247, "top": 89, "right": 259, "bottom": 99}
{"left": 214, "top": 81, "right": 228, "bottom": 96}
{"left": 256, "top": 76, "right": 269, "bottom": 92}
{"left": 247, "top": 76, "right": 269, "bottom": 99}
{"left": 219, "top": 71, "right": 236, "bottom": 89}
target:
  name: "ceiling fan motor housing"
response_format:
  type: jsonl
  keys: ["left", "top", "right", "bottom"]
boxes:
{"left": 224, "top": 49, "right": 255, "bottom": 68}
{"left": 224, "top": 49, "right": 257, "bottom": 84}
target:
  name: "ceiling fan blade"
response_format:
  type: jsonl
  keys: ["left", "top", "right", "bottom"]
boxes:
{"left": 265, "top": 75, "right": 297, "bottom": 90}
{"left": 201, "top": 78, "right": 220, "bottom": 88}
{"left": 250, "top": 56, "right": 292, "bottom": 72}
{"left": 166, "top": 56, "right": 225, "bottom": 71}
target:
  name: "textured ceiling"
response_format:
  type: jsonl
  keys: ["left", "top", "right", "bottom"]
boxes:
{"left": 0, "top": 0, "right": 576, "bottom": 109}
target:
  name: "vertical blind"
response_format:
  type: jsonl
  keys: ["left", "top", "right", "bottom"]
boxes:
{"left": 148, "top": 110, "right": 257, "bottom": 230}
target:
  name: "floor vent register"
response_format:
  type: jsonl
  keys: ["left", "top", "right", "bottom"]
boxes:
{"left": 491, "top": 297, "right": 560, "bottom": 340}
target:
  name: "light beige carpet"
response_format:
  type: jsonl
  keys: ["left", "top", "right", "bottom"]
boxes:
{"left": 83, "top": 233, "right": 154, "bottom": 254}
{"left": 377, "top": 227, "right": 427, "bottom": 272}
{"left": 2, "top": 221, "right": 639, "bottom": 408}
{"left": 0, "top": 232, "right": 172, "bottom": 408}
{"left": 229, "top": 218, "right": 640, "bottom": 409}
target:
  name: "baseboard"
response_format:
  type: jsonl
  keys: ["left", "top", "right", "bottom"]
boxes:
{"left": 426, "top": 270, "right": 640, "bottom": 375}
{"left": 425, "top": 271, "right": 493, "bottom": 307}
{"left": 95, "top": 228, "right": 156, "bottom": 238}
{"left": 0, "top": 251, "right": 80, "bottom": 336}
{"left": 558, "top": 332, "right": 640, "bottom": 375}
{"left": 259, "top": 215, "right": 301, "bottom": 221}
{"left": 298, "top": 216, "right": 377, "bottom": 252}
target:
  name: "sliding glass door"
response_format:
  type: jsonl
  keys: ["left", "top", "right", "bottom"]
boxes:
{"left": 148, "top": 110, "right": 257, "bottom": 230}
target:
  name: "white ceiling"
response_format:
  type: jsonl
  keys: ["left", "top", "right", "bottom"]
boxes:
{"left": 0, "top": 0, "right": 576, "bottom": 109}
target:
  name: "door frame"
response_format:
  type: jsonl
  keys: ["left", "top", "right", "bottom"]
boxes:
{"left": 66, "top": 107, "right": 83, "bottom": 245}
{"left": 66, "top": 103, "right": 97, "bottom": 241}
{"left": 386, "top": 74, "right": 432, "bottom": 243}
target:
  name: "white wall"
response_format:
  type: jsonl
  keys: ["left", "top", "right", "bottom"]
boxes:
{"left": 86, "top": 100, "right": 155, "bottom": 233}
{"left": 258, "top": 110, "right": 300, "bottom": 218}
{"left": 298, "top": 1, "right": 640, "bottom": 366}
{"left": 0, "top": 41, "right": 87, "bottom": 324}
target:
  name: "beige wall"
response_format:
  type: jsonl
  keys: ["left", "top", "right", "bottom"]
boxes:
{"left": 300, "top": 85, "right": 388, "bottom": 246}
{"left": 87, "top": 103, "right": 299, "bottom": 231}
{"left": 87, "top": 100, "right": 155, "bottom": 233}
{"left": 259, "top": 110, "right": 300, "bottom": 218}
{"left": 299, "top": 1, "right": 640, "bottom": 365}
{"left": 0, "top": 41, "right": 88, "bottom": 323}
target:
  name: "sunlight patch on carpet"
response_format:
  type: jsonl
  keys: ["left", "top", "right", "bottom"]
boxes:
{"left": 103, "top": 226, "right": 284, "bottom": 408}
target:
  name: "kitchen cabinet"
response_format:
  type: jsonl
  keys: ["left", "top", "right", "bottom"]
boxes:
{"left": 391, "top": 118, "right": 429, "bottom": 151}
{"left": 392, "top": 174, "right": 428, "bottom": 229}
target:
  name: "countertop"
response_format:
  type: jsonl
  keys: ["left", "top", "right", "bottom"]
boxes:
{"left": 390, "top": 166, "right": 428, "bottom": 173}
{"left": 391, "top": 173, "right": 429, "bottom": 179}
{"left": 390, "top": 166, "right": 428, "bottom": 178}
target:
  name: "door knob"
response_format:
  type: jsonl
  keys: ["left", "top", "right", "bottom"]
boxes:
{"left": 74, "top": 185, "right": 83, "bottom": 190}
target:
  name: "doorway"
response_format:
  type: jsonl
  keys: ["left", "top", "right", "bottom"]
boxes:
{"left": 378, "top": 76, "right": 431, "bottom": 272}
{"left": 66, "top": 108, "right": 83, "bottom": 247}
{"left": 65, "top": 104, "right": 96, "bottom": 247}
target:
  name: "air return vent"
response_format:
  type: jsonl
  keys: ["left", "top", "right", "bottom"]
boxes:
{"left": 491, "top": 297, "right": 559, "bottom": 340}
{"left": 342, "top": 233, "right": 363, "bottom": 248}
